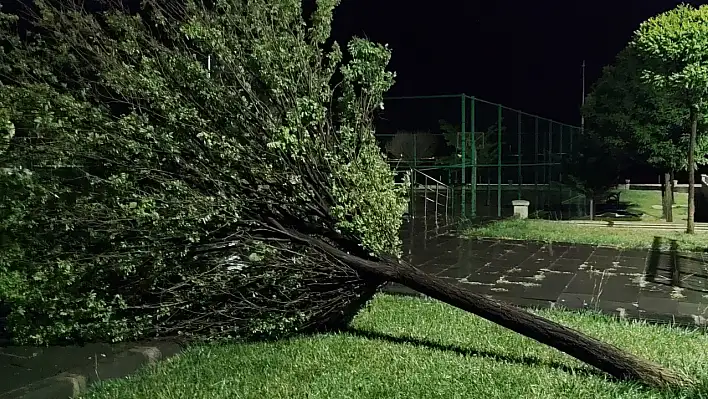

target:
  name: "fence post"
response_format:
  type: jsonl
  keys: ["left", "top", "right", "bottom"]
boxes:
{"left": 548, "top": 121, "right": 553, "bottom": 204}
{"left": 460, "top": 95, "right": 466, "bottom": 218}
{"left": 534, "top": 117, "right": 539, "bottom": 197}
{"left": 470, "top": 96, "right": 477, "bottom": 218}
{"left": 559, "top": 125, "right": 564, "bottom": 216}
{"left": 497, "top": 104, "right": 502, "bottom": 217}
{"left": 570, "top": 126, "right": 574, "bottom": 152}
{"left": 413, "top": 132, "right": 417, "bottom": 169}
{"left": 517, "top": 112, "right": 522, "bottom": 200}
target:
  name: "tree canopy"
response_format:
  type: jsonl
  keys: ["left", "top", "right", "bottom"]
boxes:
{"left": 582, "top": 46, "right": 708, "bottom": 174}
{"left": 0, "top": 0, "right": 407, "bottom": 345}
{"left": 631, "top": 3, "right": 708, "bottom": 233}
{"left": 631, "top": 4, "right": 708, "bottom": 111}
{"left": 557, "top": 133, "right": 621, "bottom": 199}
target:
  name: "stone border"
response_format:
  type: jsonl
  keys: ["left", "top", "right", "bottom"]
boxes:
{"left": 4, "top": 341, "right": 183, "bottom": 399}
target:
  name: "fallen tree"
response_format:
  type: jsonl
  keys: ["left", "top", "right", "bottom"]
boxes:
{"left": 270, "top": 219, "right": 693, "bottom": 389}
{"left": 0, "top": 0, "right": 693, "bottom": 390}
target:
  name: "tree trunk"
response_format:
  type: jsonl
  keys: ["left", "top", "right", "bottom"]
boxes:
{"left": 661, "top": 173, "right": 666, "bottom": 220}
{"left": 272, "top": 220, "right": 693, "bottom": 390}
{"left": 670, "top": 170, "right": 676, "bottom": 205}
{"left": 688, "top": 108, "right": 698, "bottom": 234}
{"left": 663, "top": 172, "right": 673, "bottom": 222}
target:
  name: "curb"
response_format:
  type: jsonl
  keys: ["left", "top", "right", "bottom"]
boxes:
{"left": 3, "top": 342, "right": 183, "bottom": 399}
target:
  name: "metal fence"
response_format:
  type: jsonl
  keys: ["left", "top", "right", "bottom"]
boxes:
{"left": 376, "top": 94, "right": 589, "bottom": 220}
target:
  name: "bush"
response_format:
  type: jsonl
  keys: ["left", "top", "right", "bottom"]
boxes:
{"left": 0, "top": 0, "right": 407, "bottom": 345}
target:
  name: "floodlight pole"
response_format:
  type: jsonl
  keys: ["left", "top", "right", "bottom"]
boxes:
{"left": 580, "top": 60, "right": 586, "bottom": 135}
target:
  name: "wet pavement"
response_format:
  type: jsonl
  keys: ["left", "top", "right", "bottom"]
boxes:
{"left": 386, "top": 218, "right": 708, "bottom": 327}
{"left": 2, "top": 214, "right": 707, "bottom": 397}
{"left": 0, "top": 343, "right": 131, "bottom": 397}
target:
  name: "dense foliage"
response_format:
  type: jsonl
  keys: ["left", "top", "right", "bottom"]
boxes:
{"left": 583, "top": 47, "right": 708, "bottom": 174}
{"left": 556, "top": 132, "right": 620, "bottom": 199}
{"left": 0, "top": 0, "right": 407, "bottom": 345}
{"left": 631, "top": 4, "right": 708, "bottom": 109}
{"left": 631, "top": 3, "right": 708, "bottom": 232}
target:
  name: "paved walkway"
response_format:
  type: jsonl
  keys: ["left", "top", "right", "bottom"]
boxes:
{"left": 387, "top": 218, "right": 708, "bottom": 327}
{"left": 0, "top": 340, "right": 182, "bottom": 398}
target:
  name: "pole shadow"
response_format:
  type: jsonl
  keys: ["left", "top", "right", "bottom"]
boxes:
{"left": 645, "top": 236, "right": 661, "bottom": 283}
{"left": 645, "top": 237, "right": 708, "bottom": 293}
{"left": 670, "top": 239, "right": 680, "bottom": 287}
{"left": 646, "top": 236, "right": 679, "bottom": 286}
{"left": 346, "top": 327, "right": 610, "bottom": 381}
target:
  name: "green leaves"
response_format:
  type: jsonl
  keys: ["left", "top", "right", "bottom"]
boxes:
{"left": 583, "top": 44, "right": 707, "bottom": 172}
{"left": 621, "top": 4, "right": 708, "bottom": 231}
{"left": 0, "top": 0, "right": 404, "bottom": 345}
{"left": 632, "top": 4, "right": 708, "bottom": 106}
{"left": 0, "top": 108, "right": 13, "bottom": 155}
{"left": 308, "top": 0, "right": 341, "bottom": 45}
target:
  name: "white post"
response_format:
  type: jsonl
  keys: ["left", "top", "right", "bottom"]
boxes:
{"left": 512, "top": 200, "right": 530, "bottom": 219}
{"left": 589, "top": 198, "right": 595, "bottom": 220}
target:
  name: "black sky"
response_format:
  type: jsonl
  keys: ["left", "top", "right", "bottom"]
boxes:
{"left": 4, "top": 0, "right": 704, "bottom": 126}
{"left": 331, "top": 0, "right": 706, "bottom": 126}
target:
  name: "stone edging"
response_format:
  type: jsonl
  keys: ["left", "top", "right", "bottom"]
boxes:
{"left": 3, "top": 341, "right": 183, "bottom": 399}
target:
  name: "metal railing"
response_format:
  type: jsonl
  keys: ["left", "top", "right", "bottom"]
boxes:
{"left": 410, "top": 168, "right": 452, "bottom": 223}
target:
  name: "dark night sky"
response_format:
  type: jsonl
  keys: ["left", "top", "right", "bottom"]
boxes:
{"left": 5, "top": 0, "right": 704, "bottom": 128}
{"left": 331, "top": 0, "right": 707, "bottom": 126}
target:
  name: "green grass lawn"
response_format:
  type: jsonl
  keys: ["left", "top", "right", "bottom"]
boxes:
{"left": 81, "top": 295, "right": 708, "bottom": 399}
{"left": 618, "top": 189, "right": 689, "bottom": 222}
{"left": 465, "top": 219, "right": 708, "bottom": 252}
{"left": 464, "top": 189, "right": 704, "bottom": 251}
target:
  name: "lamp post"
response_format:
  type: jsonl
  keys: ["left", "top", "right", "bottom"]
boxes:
{"left": 580, "top": 60, "right": 586, "bottom": 135}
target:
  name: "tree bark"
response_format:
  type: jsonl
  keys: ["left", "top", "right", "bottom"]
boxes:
{"left": 271, "top": 219, "right": 693, "bottom": 390}
{"left": 670, "top": 170, "right": 676, "bottom": 205}
{"left": 688, "top": 108, "right": 698, "bottom": 234}
{"left": 661, "top": 173, "right": 666, "bottom": 220}
{"left": 663, "top": 172, "right": 673, "bottom": 222}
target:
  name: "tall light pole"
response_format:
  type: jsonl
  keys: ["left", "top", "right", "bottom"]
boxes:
{"left": 580, "top": 60, "right": 586, "bottom": 135}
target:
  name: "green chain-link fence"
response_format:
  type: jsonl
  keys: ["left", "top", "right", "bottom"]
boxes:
{"left": 375, "top": 94, "right": 589, "bottom": 220}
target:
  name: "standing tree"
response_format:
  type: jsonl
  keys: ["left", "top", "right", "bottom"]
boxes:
{"left": 632, "top": 4, "right": 708, "bottom": 233}
{"left": 0, "top": 0, "right": 695, "bottom": 390}
{"left": 582, "top": 46, "right": 708, "bottom": 223}
{"left": 557, "top": 132, "right": 621, "bottom": 219}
